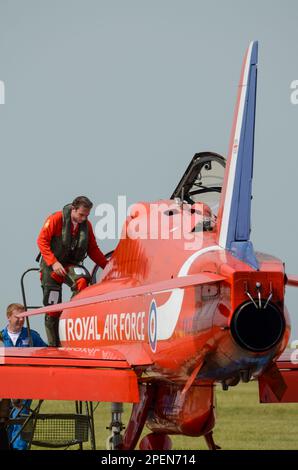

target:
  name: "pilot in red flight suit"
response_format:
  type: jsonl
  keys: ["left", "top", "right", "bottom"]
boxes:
{"left": 37, "top": 195, "right": 108, "bottom": 346}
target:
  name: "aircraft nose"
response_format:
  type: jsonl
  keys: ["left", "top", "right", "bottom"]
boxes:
{"left": 230, "top": 300, "right": 285, "bottom": 352}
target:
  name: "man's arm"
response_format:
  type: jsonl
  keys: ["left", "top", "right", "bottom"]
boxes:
{"left": 87, "top": 222, "right": 108, "bottom": 269}
{"left": 31, "top": 331, "right": 48, "bottom": 347}
{"left": 37, "top": 212, "right": 62, "bottom": 266}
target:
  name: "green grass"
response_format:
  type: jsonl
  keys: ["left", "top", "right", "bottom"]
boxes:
{"left": 30, "top": 382, "right": 298, "bottom": 450}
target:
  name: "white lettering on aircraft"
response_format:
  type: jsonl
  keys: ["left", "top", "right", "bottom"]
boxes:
{"left": 102, "top": 312, "right": 145, "bottom": 341}
{"left": 60, "top": 312, "right": 145, "bottom": 342}
{"left": 60, "top": 316, "right": 101, "bottom": 342}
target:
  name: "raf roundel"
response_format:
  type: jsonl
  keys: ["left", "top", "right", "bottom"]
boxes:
{"left": 148, "top": 299, "right": 157, "bottom": 352}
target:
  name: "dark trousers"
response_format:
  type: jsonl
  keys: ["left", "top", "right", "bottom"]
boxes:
{"left": 40, "top": 261, "right": 90, "bottom": 346}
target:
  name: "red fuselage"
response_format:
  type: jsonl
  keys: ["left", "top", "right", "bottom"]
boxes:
{"left": 59, "top": 200, "right": 290, "bottom": 384}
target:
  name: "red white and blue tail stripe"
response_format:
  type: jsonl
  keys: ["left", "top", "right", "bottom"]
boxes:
{"left": 217, "top": 41, "right": 259, "bottom": 269}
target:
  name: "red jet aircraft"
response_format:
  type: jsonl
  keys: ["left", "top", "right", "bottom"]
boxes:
{"left": 1, "top": 41, "right": 297, "bottom": 450}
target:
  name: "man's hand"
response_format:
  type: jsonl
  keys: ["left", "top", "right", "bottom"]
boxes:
{"left": 52, "top": 261, "right": 67, "bottom": 277}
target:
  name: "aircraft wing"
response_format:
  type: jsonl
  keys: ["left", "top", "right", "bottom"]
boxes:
{"left": 285, "top": 274, "right": 298, "bottom": 287}
{"left": 1, "top": 272, "right": 225, "bottom": 403}
{"left": 19, "top": 272, "right": 226, "bottom": 318}
{"left": 258, "top": 350, "right": 298, "bottom": 403}
{"left": 0, "top": 345, "right": 152, "bottom": 403}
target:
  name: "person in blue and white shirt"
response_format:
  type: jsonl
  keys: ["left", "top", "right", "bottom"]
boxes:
{"left": 1, "top": 303, "right": 47, "bottom": 450}
{"left": 1, "top": 303, "right": 47, "bottom": 348}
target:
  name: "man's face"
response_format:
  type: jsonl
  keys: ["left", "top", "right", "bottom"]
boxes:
{"left": 8, "top": 309, "right": 25, "bottom": 333}
{"left": 71, "top": 205, "right": 90, "bottom": 224}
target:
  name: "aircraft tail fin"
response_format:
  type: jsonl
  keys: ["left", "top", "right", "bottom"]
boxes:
{"left": 216, "top": 41, "right": 259, "bottom": 269}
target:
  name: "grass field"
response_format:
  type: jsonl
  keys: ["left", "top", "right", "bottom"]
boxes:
{"left": 29, "top": 381, "right": 298, "bottom": 450}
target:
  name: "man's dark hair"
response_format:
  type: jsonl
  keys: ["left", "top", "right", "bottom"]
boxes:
{"left": 71, "top": 196, "right": 93, "bottom": 210}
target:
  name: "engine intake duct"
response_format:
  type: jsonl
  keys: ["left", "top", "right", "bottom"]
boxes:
{"left": 230, "top": 300, "right": 285, "bottom": 352}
